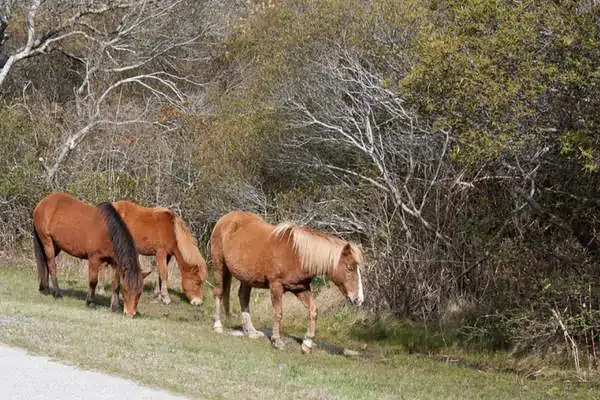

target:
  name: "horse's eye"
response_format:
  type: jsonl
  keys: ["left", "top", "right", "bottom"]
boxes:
{"left": 346, "top": 264, "right": 355, "bottom": 272}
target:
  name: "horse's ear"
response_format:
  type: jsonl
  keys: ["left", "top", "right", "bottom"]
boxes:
{"left": 142, "top": 270, "right": 152, "bottom": 280}
{"left": 342, "top": 243, "right": 352, "bottom": 256}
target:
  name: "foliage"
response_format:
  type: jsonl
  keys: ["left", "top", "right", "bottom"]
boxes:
{"left": 2, "top": 0, "right": 600, "bottom": 367}
{"left": 0, "top": 107, "right": 49, "bottom": 246}
{"left": 405, "top": 0, "right": 600, "bottom": 169}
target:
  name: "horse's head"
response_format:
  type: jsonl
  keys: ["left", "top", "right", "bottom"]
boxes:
{"left": 330, "top": 243, "right": 364, "bottom": 306}
{"left": 121, "top": 269, "right": 151, "bottom": 317}
{"left": 181, "top": 264, "right": 205, "bottom": 305}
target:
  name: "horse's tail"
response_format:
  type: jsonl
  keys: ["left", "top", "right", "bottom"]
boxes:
{"left": 97, "top": 202, "right": 142, "bottom": 291}
{"left": 32, "top": 228, "right": 49, "bottom": 291}
{"left": 174, "top": 216, "right": 208, "bottom": 280}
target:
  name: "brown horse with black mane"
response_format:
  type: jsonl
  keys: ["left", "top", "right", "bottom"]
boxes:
{"left": 211, "top": 211, "right": 364, "bottom": 353}
{"left": 107, "top": 200, "right": 208, "bottom": 305}
{"left": 32, "top": 192, "right": 150, "bottom": 316}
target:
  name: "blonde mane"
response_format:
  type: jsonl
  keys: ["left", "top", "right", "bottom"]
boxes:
{"left": 272, "top": 222, "right": 362, "bottom": 275}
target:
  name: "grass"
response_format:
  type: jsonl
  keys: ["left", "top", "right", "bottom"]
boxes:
{"left": 0, "top": 259, "right": 598, "bottom": 399}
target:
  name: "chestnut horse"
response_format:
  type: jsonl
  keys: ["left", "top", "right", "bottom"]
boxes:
{"left": 102, "top": 200, "right": 208, "bottom": 305}
{"left": 211, "top": 211, "right": 364, "bottom": 353}
{"left": 32, "top": 192, "right": 150, "bottom": 316}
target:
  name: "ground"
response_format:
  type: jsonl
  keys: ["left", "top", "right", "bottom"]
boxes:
{"left": 0, "top": 258, "right": 598, "bottom": 399}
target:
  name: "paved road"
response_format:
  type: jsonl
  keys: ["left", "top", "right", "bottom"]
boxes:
{"left": 0, "top": 345, "right": 189, "bottom": 400}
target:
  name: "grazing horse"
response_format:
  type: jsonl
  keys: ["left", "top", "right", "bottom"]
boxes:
{"left": 32, "top": 192, "right": 150, "bottom": 316}
{"left": 106, "top": 200, "right": 208, "bottom": 305}
{"left": 211, "top": 211, "right": 364, "bottom": 353}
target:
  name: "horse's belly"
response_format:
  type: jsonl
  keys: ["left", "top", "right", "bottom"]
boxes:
{"left": 51, "top": 226, "right": 107, "bottom": 260}
{"left": 225, "top": 259, "right": 269, "bottom": 288}
{"left": 53, "top": 236, "right": 89, "bottom": 259}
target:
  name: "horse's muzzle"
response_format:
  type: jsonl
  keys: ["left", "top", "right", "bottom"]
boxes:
{"left": 349, "top": 296, "right": 364, "bottom": 307}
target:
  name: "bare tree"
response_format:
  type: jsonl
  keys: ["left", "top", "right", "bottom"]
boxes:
{"left": 0, "top": 0, "right": 138, "bottom": 86}
{"left": 0, "top": 0, "right": 215, "bottom": 183}
{"left": 284, "top": 46, "right": 452, "bottom": 242}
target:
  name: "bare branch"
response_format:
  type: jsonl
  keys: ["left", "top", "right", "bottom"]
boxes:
{"left": 284, "top": 47, "right": 451, "bottom": 243}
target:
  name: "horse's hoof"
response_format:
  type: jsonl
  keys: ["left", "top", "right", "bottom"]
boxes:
{"left": 190, "top": 298, "right": 203, "bottom": 306}
{"left": 111, "top": 304, "right": 120, "bottom": 313}
{"left": 301, "top": 339, "right": 314, "bottom": 354}
{"left": 247, "top": 330, "right": 265, "bottom": 339}
{"left": 87, "top": 302, "right": 97, "bottom": 309}
{"left": 213, "top": 321, "right": 224, "bottom": 334}
{"left": 159, "top": 294, "right": 171, "bottom": 305}
{"left": 271, "top": 338, "right": 286, "bottom": 350}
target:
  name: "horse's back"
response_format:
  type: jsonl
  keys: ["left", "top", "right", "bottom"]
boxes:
{"left": 112, "top": 200, "right": 176, "bottom": 255}
{"left": 213, "top": 211, "right": 272, "bottom": 243}
{"left": 34, "top": 192, "right": 94, "bottom": 229}
{"left": 212, "top": 211, "right": 298, "bottom": 287}
{"left": 33, "top": 192, "right": 108, "bottom": 259}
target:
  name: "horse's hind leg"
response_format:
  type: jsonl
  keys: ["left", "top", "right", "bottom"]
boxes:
{"left": 239, "top": 283, "right": 264, "bottom": 339}
{"left": 294, "top": 289, "right": 317, "bottom": 354}
{"left": 40, "top": 237, "right": 62, "bottom": 298}
{"left": 33, "top": 230, "right": 50, "bottom": 293}
{"left": 211, "top": 246, "right": 231, "bottom": 333}
{"left": 86, "top": 257, "right": 101, "bottom": 308}
{"left": 212, "top": 267, "right": 231, "bottom": 334}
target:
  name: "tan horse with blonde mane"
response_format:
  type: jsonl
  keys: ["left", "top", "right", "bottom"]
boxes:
{"left": 32, "top": 192, "right": 150, "bottom": 316}
{"left": 101, "top": 200, "right": 208, "bottom": 305}
{"left": 211, "top": 211, "right": 364, "bottom": 353}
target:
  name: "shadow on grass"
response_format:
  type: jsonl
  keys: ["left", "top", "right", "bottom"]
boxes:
{"left": 223, "top": 325, "right": 355, "bottom": 357}
{"left": 168, "top": 288, "right": 189, "bottom": 303}
{"left": 46, "top": 288, "right": 113, "bottom": 308}
{"left": 51, "top": 282, "right": 171, "bottom": 311}
{"left": 137, "top": 283, "right": 190, "bottom": 303}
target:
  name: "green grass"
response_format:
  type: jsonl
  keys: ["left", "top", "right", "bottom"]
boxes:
{"left": 0, "top": 262, "right": 598, "bottom": 400}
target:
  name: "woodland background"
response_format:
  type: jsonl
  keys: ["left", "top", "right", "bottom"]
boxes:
{"left": 1, "top": 0, "right": 600, "bottom": 366}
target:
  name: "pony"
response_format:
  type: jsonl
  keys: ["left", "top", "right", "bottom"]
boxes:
{"left": 103, "top": 200, "right": 208, "bottom": 305}
{"left": 210, "top": 211, "right": 364, "bottom": 353}
{"left": 32, "top": 192, "right": 150, "bottom": 316}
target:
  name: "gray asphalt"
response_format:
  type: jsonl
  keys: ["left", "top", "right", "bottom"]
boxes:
{"left": 0, "top": 345, "right": 189, "bottom": 400}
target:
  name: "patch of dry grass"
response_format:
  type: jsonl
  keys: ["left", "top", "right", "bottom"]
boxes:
{"left": 0, "top": 259, "right": 598, "bottom": 400}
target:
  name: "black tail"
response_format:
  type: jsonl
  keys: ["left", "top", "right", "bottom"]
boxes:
{"left": 33, "top": 229, "right": 49, "bottom": 291}
{"left": 97, "top": 202, "right": 142, "bottom": 291}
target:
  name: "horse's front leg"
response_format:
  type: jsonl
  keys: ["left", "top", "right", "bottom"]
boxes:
{"left": 239, "top": 283, "right": 264, "bottom": 339}
{"left": 110, "top": 267, "right": 121, "bottom": 313}
{"left": 270, "top": 282, "right": 286, "bottom": 350}
{"left": 294, "top": 289, "right": 317, "bottom": 354}
{"left": 155, "top": 249, "right": 171, "bottom": 305}
{"left": 96, "top": 263, "right": 109, "bottom": 296}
